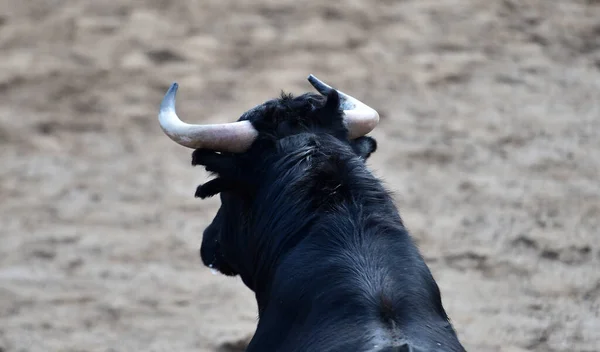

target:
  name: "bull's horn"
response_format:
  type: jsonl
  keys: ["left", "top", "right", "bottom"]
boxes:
{"left": 307, "top": 74, "right": 380, "bottom": 139}
{"left": 158, "top": 83, "right": 258, "bottom": 152}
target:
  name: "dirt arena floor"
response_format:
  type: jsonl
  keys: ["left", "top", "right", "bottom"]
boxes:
{"left": 1, "top": 1, "right": 599, "bottom": 351}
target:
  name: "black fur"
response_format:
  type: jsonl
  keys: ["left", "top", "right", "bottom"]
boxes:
{"left": 191, "top": 90, "right": 465, "bottom": 352}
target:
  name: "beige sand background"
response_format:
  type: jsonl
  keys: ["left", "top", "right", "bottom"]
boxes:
{"left": 1, "top": 1, "right": 599, "bottom": 351}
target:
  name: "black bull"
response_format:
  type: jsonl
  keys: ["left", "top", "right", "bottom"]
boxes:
{"left": 170, "top": 84, "right": 466, "bottom": 351}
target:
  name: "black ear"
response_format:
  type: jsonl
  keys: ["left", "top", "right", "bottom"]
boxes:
{"left": 322, "top": 89, "right": 341, "bottom": 115}
{"left": 192, "top": 149, "right": 251, "bottom": 198}
{"left": 351, "top": 136, "right": 377, "bottom": 160}
{"left": 191, "top": 149, "right": 239, "bottom": 177}
{"left": 313, "top": 89, "right": 343, "bottom": 127}
{"left": 195, "top": 178, "right": 231, "bottom": 199}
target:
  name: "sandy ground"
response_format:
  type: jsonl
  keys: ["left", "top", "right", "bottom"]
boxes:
{"left": 1, "top": 1, "right": 599, "bottom": 351}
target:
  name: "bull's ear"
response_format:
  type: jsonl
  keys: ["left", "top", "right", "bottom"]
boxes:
{"left": 322, "top": 89, "right": 341, "bottom": 114}
{"left": 195, "top": 178, "right": 231, "bottom": 199}
{"left": 351, "top": 136, "right": 377, "bottom": 160}
{"left": 313, "top": 89, "right": 343, "bottom": 127}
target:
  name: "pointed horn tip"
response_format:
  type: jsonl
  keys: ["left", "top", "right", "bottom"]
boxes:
{"left": 160, "top": 82, "right": 179, "bottom": 112}
{"left": 306, "top": 74, "right": 334, "bottom": 96}
{"left": 307, "top": 74, "right": 326, "bottom": 85}
{"left": 166, "top": 82, "right": 179, "bottom": 95}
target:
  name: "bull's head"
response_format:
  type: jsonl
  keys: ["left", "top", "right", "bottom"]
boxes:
{"left": 157, "top": 75, "right": 380, "bottom": 284}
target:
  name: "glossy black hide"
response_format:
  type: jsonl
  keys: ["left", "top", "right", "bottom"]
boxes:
{"left": 192, "top": 90, "right": 465, "bottom": 352}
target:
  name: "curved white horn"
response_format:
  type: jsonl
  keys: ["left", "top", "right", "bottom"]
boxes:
{"left": 158, "top": 83, "right": 258, "bottom": 153}
{"left": 307, "top": 74, "right": 380, "bottom": 138}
